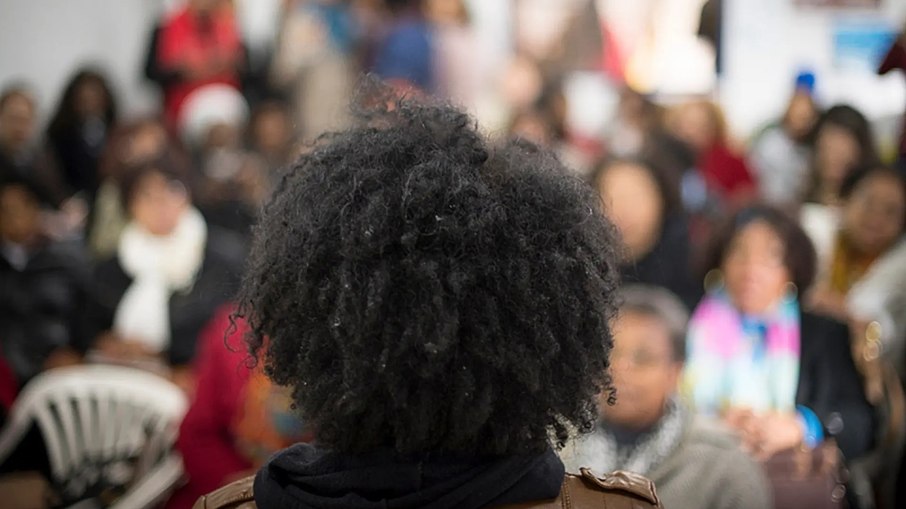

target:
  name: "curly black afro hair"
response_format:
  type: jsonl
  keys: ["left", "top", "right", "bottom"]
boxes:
{"left": 236, "top": 89, "right": 622, "bottom": 457}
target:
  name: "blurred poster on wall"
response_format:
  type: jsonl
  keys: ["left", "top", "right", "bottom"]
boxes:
{"left": 833, "top": 19, "right": 898, "bottom": 72}
{"left": 794, "top": 0, "right": 881, "bottom": 7}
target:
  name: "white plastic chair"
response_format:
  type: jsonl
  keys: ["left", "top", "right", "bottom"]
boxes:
{"left": 0, "top": 365, "right": 188, "bottom": 509}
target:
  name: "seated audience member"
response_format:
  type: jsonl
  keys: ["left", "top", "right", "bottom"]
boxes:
{"left": 0, "top": 176, "right": 87, "bottom": 386}
{"left": 801, "top": 104, "right": 877, "bottom": 209}
{"left": 685, "top": 205, "right": 874, "bottom": 463}
{"left": 804, "top": 165, "right": 906, "bottom": 377}
{"left": 247, "top": 98, "right": 295, "bottom": 175}
{"left": 166, "top": 305, "right": 310, "bottom": 509}
{"left": 666, "top": 99, "right": 756, "bottom": 207}
{"left": 194, "top": 95, "right": 662, "bottom": 508}
{"left": 180, "top": 84, "right": 266, "bottom": 236}
{"left": 562, "top": 285, "right": 770, "bottom": 509}
{"left": 45, "top": 68, "right": 118, "bottom": 207}
{"left": 79, "top": 157, "right": 244, "bottom": 374}
{"left": 0, "top": 86, "right": 74, "bottom": 220}
{"left": 593, "top": 157, "right": 700, "bottom": 310}
{"left": 88, "top": 117, "right": 179, "bottom": 259}
{"left": 749, "top": 75, "right": 819, "bottom": 209}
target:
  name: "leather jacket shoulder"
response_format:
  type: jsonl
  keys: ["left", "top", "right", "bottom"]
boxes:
{"left": 193, "top": 468, "right": 661, "bottom": 509}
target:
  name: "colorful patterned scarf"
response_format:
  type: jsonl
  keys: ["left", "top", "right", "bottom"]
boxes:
{"left": 683, "top": 290, "right": 801, "bottom": 414}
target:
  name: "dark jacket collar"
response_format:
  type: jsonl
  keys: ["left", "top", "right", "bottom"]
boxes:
{"left": 253, "top": 443, "right": 565, "bottom": 509}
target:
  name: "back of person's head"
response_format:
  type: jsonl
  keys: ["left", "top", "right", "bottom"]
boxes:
{"left": 237, "top": 88, "right": 622, "bottom": 457}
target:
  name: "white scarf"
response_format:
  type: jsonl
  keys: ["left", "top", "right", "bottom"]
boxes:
{"left": 112, "top": 207, "right": 207, "bottom": 353}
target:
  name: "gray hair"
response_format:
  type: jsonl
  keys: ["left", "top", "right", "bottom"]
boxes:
{"left": 618, "top": 285, "right": 689, "bottom": 362}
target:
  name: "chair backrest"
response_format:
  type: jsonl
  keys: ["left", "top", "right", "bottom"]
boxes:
{"left": 0, "top": 365, "right": 187, "bottom": 502}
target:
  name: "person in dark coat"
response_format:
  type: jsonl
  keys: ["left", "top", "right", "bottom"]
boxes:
{"left": 592, "top": 156, "right": 701, "bottom": 310}
{"left": 45, "top": 68, "right": 118, "bottom": 206}
{"left": 78, "top": 157, "right": 243, "bottom": 368}
{"left": 0, "top": 175, "right": 88, "bottom": 385}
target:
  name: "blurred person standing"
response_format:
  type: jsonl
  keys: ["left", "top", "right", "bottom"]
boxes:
{"left": 562, "top": 285, "right": 771, "bottom": 509}
{"left": 593, "top": 157, "right": 700, "bottom": 310}
{"left": 79, "top": 158, "right": 244, "bottom": 379}
{"left": 0, "top": 176, "right": 88, "bottom": 387}
{"left": 270, "top": 0, "right": 358, "bottom": 141}
{"left": 154, "top": 0, "right": 246, "bottom": 129}
{"left": 685, "top": 206, "right": 874, "bottom": 465}
{"left": 749, "top": 74, "right": 820, "bottom": 209}
{"left": 45, "top": 68, "right": 118, "bottom": 209}
{"left": 371, "top": 0, "right": 435, "bottom": 93}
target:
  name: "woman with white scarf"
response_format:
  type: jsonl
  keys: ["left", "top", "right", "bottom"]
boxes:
{"left": 79, "top": 157, "right": 243, "bottom": 372}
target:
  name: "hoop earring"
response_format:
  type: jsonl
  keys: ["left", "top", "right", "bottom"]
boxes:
{"left": 784, "top": 282, "right": 798, "bottom": 301}
{"left": 704, "top": 269, "right": 724, "bottom": 292}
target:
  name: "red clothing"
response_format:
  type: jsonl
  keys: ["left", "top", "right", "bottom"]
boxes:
{"left": 698, "top": 143, "right": 756, "bottom": 202}
{"left": 157, "top": 7, "right": 243, "bottom": 128}
{"left": 166, "top": 306, "right": 253, "bottom": 509}
{"left": 0, "top": 354, "right": 17, "bottom": 414}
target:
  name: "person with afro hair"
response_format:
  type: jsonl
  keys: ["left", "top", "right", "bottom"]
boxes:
{"left": 194, "top": 87, "right": 663, "bottom": 509}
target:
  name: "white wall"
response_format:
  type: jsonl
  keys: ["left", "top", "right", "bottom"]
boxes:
{"left": 0, "top": 0, "right": 171, "bottom": 124}
{"left": 722, "top": 0, "right": 906, "bottom": 142}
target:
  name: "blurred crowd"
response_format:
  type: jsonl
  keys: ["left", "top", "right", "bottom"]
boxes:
{"left": 1, "top": 0, "right": 906, "bottom": 508}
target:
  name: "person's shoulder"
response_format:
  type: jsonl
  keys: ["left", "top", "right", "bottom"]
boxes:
{"left": 500, "top": 469, "right": 662, "bottom": 509}
{"left": 684, "top": 416, "right": 752, "bottom": 457}
{"left": 193, "top": 476, "right": 256, "bottom": 509}
{"left": 192, "top": 469, "right": 664, "bottom": 509}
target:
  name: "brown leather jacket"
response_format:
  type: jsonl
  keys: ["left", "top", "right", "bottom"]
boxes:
{"left": 192, "top": 468, "right": 662, "bottom": 509}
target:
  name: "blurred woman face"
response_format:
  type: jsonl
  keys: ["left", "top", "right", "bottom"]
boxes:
{"left": 129, "top": 171, "right": 189, "bottom": 236}
{"left": 784, "top": 93, "right": 817, "bottom": 141}
{"left": 842, "top": 172, "right": 906, "bottom": 257}
{"left": 74, "top": 78, "right": 107, "bottom": 118}
{"left": 599, "top": 162, "right": 664, "bottom": 261}
{"left": 602, "top": 311, "right": 681, "bottom": 430}
{"left": 815, "top": 124, "right": 860, "bottom": 187}
{"left": 0, "top": 185, "right": 41, "bottom": 244}
{"left": 0, "top": 93, "right": 36, "bottom": 153}
{"left": 671, "top": 102, "right": 716, "bottom": 154}
{"left": 722, "top": 220, "right": 791, "bottom": 315}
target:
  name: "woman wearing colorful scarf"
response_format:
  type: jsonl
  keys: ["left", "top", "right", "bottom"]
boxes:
{"left": 683, "top": 205, "right": 874, "bottom": 463}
